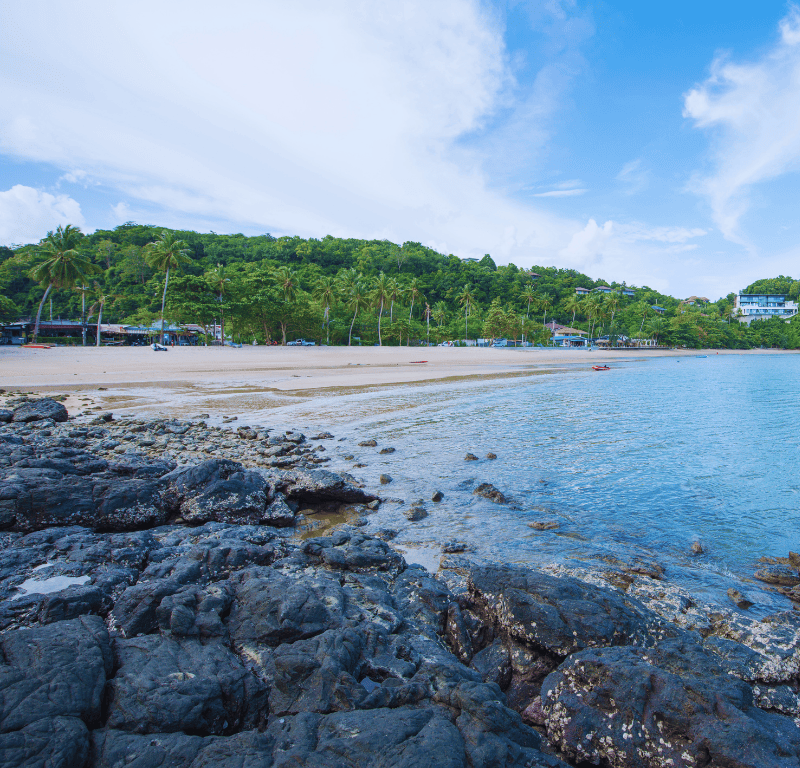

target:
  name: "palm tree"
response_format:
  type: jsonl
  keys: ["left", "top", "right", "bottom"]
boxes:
{"left": 314, "top": 275, "right": 336, "bottom": 345}
{"left": 74, "top": 283, "right": 91, "bottom": 346}
{"left": 432, "top": 301, "right": 446, "bottom": 329}
{"left": 371, "top": 272, "right": 392, "bottom": 346}
{"left": 521, "top": 285, "right": 537, "bottom": 319}
{"left": 424, "top": 302, "right": 432, "bottom": 346}
{"left": 457, "top": 284, "right": 477, "bottom": 342}
{"left": 387, "top": 277, "right": 402, "bottom": 323}
{"left": 30, "top": 225, "right": 99, "bottom": 343}
{"left": 636, "top": 301, "right": 652, "bottom": 336}
{"left": 206, "top": 263, "right": 231, "bottom": 347}
{"left": 145, "top": 231, "right": 192, "bottom": 344}
{"left": 564, "top": 294, "right": 582, "bottom": 327}
{"left": 538, "top": 293, "right": 553, "bottom": 331}
{"left": 406, "top": 277, "right": 423, "bottom": 321}
{"left": 583, "top": 295, "right": 603, "bottom": 340}
{"left": 345, "top": 279, "right": 371, "bottom": 346}
{"left": 88, "top": 282, "right": 118, "bottom": 347}
{"left": 647, "top": 317, "right": 666, "bottom": 346}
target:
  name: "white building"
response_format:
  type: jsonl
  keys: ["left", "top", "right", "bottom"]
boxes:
{"left": 734, "top": 293, "right": 798, "bottom": 324}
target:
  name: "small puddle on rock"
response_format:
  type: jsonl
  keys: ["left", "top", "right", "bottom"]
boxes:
{"left": 395, "top": 545, "right": 442, "bottom": 573}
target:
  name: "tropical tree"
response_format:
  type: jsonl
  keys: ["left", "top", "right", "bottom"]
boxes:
{"left": 314, "top": 275, "right": 336, "bottom": 345}
{"left": 206, "top": 263, "right": 231, "bottom": 345}
{"left": 538, "top": 293, "right": 553, "bottom": 330}
{"left": 457, "top": 283, "right": 477, "bottom": 341}
{"left": 344, "top": 278, "right": 371, "bottom": 346}
{"left": 646, "top": 317, "right": 667, "bottom": 346}
{"left": 387, "top": 277, "right": 402, "bottom": 322}
{"left": 635, "top": 301, "right": 652, "bottom": 336}
{"left": 564, "top": 294, "right": 582, "bottom": 327}
{"left": 371, "top": 272, "right": 392, "bottom": 346}
{"left": 521, "top": 285, "right": 537, "bottom": 319}
{"left": 604, "top": 294, "right": 621, "bottom": 330}
{"left": 424, "top": 302, "right": 432, "bottom": 346}
{"left": 583, "top": 295, "right": 603, "bottom": 339}
{"left": 29, "top": 225, "right": 100, "bottom": 343}
{"left": 145, "top": 230, "right": 192, "bottom": 344}
{"left": 406, "top": 276, "right": 423, "bottom": 321}
{"left": 88, "top": 282, "right": 119, "bottom": 347}
{"left": 432, "top": 301, "right": 447, "bottom": 329}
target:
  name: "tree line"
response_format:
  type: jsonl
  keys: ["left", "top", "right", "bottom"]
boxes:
{"left": 1, "top": 222, "right": 799, "bottom": 349}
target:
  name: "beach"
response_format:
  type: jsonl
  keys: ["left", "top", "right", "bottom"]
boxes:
{"left": 0, "top": 345, "right": 783, "bottom": 420}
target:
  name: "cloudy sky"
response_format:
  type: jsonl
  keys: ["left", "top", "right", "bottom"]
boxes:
{"left": 2, "top": 0, "right": 800, "bottom": 298}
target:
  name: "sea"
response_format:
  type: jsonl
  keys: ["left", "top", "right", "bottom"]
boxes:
{"left": 258, "top": 352, "right": 800, "bottom": 616}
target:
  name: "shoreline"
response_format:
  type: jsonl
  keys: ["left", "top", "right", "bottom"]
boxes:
{"left": 1, "top": 345, "right": 794, "bottom": 422}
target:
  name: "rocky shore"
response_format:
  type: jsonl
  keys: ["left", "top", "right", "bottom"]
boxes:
{"left": 1, "top": 398, "right": 800, "bottom": 767}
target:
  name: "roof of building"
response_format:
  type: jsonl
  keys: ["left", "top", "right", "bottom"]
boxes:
{"left": 553, "top": 326, "right": 588, "bottom": 336}
{"left": 683, "top": 295, "right": 710, "bottom": 304}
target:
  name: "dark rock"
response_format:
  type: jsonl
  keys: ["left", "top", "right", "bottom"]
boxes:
{"left": 443, "top": 542, "right": 469, "bottom": 553}
{"left": 0, "top": 615, "right": 112, "bottom": 731}
{"left": 543, "top": 637, "right": 800, "bottom": 768}
{"left": 12, "top": 398, "right": 68, "bottom": 423}
{"left": 269, "top": 468, "right": 378, "bottom": 505}
{"left": 528, "top": 520, "right": 559, "bottom": 530}
{"left": 161, "top": 459, "right": 274, "bottom": 525}
{"left": 107, "top": 634, "right": 268, "bottom": 735}
{"left": 380, "top": 474, "right": 393, "bottom": 484}
{"left": 405, "top": 502, "right": 428, "bottom": 521}
{"left": 486, "top": 452, "right": 497, "bottom": 459}
{"left": 464, "top": 453, "right": 478, "bottom": 461}
{"left": 728, "top": 587, "right": 754, "bottom": 609}
{"left": 313, "top": 432, "right": 334, "bottom": 439}
{"left": 379, "top": 446, "right": 395, "bottom": 454}
{"left": 473, "top": 483, "right": 507, "bottom": 504}
{"left": 691, "top": 540, "right": 704, "bottom": 555}
{"left": 432, "top": 490, "right": 444, "bottom": 502}
{"left": 754, "top": 564, "right": 800, "bottom": 587}
{"left": 463, "top": 563, "right": 677, "bottom": 657}
{"left": 0, "top": 410, "right": 12, "bottom": 424}
{"left": 38, "top": 584, "right": 113, "bottom": 624}
{"left": 358, "top": 439, "right": 377, "bottom": 447}
{"left": 0, "top": 717, "right": 89, "bottom": 768}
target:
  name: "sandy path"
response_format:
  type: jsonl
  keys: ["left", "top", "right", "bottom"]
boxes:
{"left": 0, "top": 345, "right": 788, "bottom": 421}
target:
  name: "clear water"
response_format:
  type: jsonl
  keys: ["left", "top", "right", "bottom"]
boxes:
{"left": 259, "top": 353, "right": 800, "bottom": 612}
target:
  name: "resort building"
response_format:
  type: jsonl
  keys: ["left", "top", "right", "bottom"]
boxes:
{"left": 682, "top": 296, "right": 709, "bottom": 306}
{"left": 592, "top": 285, "right": 613, "bottom": 294}
{"left": 619, "top": 287, "right": 635, "bottom": 297}
{"left": 652, "top": 305, "right": 665, "bottom": 315}
{"left": 575, "top": 287, "right": 590, "bottom": 296}
{"left": 733, "top": 293, "right": 799, "bottom": 324}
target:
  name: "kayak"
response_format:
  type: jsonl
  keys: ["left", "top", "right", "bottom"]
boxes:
{"left": 410, "top": 361, "right": 428, "bottom": 364}
{"left": 592, "top": 365, "right": 610, "bottom": 371}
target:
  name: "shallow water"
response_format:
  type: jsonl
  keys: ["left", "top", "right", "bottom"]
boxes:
{"left": 248, "top": 352, "right": 800, "bottom": 613}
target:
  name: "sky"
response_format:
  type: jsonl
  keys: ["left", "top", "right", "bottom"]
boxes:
{"left": 2, "top": 0, "right": 800, "bottom": 299}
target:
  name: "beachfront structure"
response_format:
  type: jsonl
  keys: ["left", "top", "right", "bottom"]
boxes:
{"left": 575, "top": 286, "right": 590, "bottom": 296}
{"left": 733, "top": 293, "right": 799, "bottom": 324}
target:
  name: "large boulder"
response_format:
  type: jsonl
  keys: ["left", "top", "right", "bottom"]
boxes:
{"left": 542, "top": 637, "right": 800, "bottom": 768}
{"left": 161, "top": 459, "right": 280, "bottom": 526}
{"left": 267, "top": 467, "right": 378, "bottom": 505}
{"left": 12, "top": 398, "right": 68, "bottom": 423}
{"left": 463, "top": 563, "right": 677, "bottom": 657}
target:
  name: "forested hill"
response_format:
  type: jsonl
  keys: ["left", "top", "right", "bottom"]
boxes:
{"left": 1, "top": 223, "right": 798, "bottom": 349}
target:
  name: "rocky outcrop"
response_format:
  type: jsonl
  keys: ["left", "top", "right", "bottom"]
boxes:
{"left": 11, "top": 398, "right": 68, "bottom": 423}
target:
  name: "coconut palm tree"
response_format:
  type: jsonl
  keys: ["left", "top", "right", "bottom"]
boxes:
{"left": 564, "top": 294, "right": 582, "bottom": 327}
{"left": 432, "top": 301, "right": 447, "bottom": 329}
{"left": 521, "top": 285, "right": 537, "bottom": 319}
{"left": 88, "top": 282, "right": 119, "bottom": 347}
{"left": 583, "top": 295, "right": 603, "bottom": 340}
{"left": 424, "top": 302, "right": 432, "bottom": 346}
{"left": 145, "top": 230, "right": 192, "bottom": 344}
{"left": 314, "top": 275, "right": 336, "bottom": 345}
{"left": 371, "top": 272, "right": 392, "bottom": 346}
{"left": 345, "top": 279, "right": 371, "bottom": 346}
{"left": 29, "top": 225, "right": 100, "bottom": 343}
{"left": 206, "top": 263, "right": 231, "bottom": 347}
{"left": 387, "top": 277, "right": 402, "bottom": 323}
{"left": 406, "top": 277, "right": 423, "bottom": 321}
{"left": 457, "top": 283, "right": 477, "bottom": 342}
{"left": 646, "top": 317, "right": 666, "bottom": 346}
{"left": 538, "top": 293, "right": 553, "bottom": 331}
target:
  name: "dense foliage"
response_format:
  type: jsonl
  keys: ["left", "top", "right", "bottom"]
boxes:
{"left": 2, "top": 223, "right": 799, "bottom": 348}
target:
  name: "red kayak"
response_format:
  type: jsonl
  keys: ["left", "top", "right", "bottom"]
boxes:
{"left": 592, "top": 365, "right": 610, "bottom": 371}
{"left": 410, "top": 360, "right": 428, "bottom": 364}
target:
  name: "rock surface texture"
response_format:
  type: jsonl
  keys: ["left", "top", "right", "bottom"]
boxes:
{"left": 0, "top": 413, "right": 799, "bottom": 767}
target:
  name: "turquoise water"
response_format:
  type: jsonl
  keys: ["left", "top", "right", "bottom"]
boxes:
{"left": 272, "top": 353, "right": 800, "bottom": 610}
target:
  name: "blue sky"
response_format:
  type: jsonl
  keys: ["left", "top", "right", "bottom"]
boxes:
{"left": 2, "top": 0, "right": 800, "bottom": 299}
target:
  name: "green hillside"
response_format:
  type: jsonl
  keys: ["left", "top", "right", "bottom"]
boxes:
{"left": 1, "top": 224, "right": 798, "bottom": 349}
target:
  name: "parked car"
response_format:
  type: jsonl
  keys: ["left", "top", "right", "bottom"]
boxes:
{"left": 492, "top": 339, "right": 508, "bottom": 347}
{"left": 287, "top": 339, "right": 316, "bottom": 346}
{"left": 439, "top": 341, "right": 454, "bottom": 347}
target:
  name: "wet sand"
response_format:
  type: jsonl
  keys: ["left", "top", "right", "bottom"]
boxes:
{"left": 0, "top": 345, "right": 790, "bottom": 420}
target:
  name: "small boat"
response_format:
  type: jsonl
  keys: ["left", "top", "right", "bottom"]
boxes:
{"left": 696, "top": 355, "right": 708, "bottom": 358}
{"left": 410, "top": 360, "right": 428, "bottom": 364}
{"left": 22, "top": 344, "right": 52, "bottom": 349}
{"left": 592, "top": 365, "right": 610, "bottom": 371}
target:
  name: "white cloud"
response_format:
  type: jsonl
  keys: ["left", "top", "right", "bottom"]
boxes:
{"left": 532, "top": 188, "right": 587, "bottom": 197}
{"left": 0, "top": 0, "right": 713, "bottom": 295}
{"left": 616, "top": 159, "right": 649, "bottom": 194}
{"left": 0, "top": 185, "right": 85, "bottom": 246}
{"left": 684, "top": 5, "right": 800, "bottom": 241}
